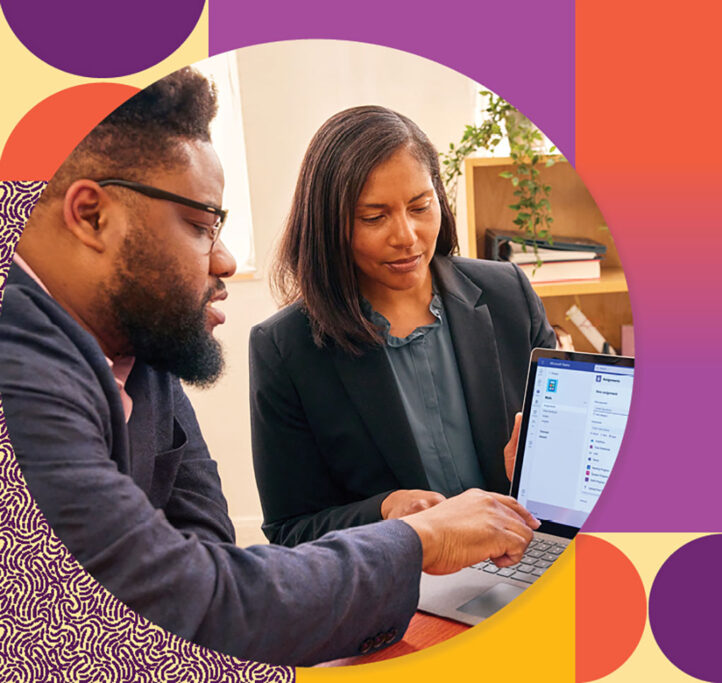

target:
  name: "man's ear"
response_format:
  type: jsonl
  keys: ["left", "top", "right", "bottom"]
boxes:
{"left": 62, "top": 180, "right": 113, "bottom": 253}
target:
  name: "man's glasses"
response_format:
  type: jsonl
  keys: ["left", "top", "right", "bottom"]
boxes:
{"left": 97, "top": 179, "right": 228, "bottom": 248}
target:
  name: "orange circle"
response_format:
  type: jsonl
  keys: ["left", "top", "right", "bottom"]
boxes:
{"left": 0, "top": 83, "right": 139, "bottom": 180}
{"left": 575, "top": 535, "right": 647, "bottom": 681}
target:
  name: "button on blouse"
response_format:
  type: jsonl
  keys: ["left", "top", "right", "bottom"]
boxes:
{"left": 362, "top": 288, "right": 485, "bottom": 496}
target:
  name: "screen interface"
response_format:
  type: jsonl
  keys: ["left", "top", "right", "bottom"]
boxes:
{"left": 516, "top": 357, "right": 634, "bottom": 529}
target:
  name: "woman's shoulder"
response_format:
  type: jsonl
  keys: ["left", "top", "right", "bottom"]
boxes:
{"left": 250, "top": 301, "right": 320, "bottom": 359}
{"left": 252, "top": 301, "right": 310, "bottom": 336}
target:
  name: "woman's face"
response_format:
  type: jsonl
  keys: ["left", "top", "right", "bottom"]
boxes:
{"left": 351, "top": 146, "right": 441, "bottom": 298}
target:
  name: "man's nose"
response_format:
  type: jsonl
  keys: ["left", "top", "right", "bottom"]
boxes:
{"left": 210, "top": 238, "right": 237, "bottom": 278}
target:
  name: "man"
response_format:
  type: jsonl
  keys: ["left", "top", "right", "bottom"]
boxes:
{"left": 0, "top": 68, "right": 539, "bottom": 666}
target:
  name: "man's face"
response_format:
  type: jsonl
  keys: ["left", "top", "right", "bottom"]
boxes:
{"left": 100, "top": 141, "right": 236, "bottom": 386}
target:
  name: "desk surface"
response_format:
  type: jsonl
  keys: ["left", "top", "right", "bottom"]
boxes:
{"left": 317, "top": 612, "right": 469, "bottom": 666}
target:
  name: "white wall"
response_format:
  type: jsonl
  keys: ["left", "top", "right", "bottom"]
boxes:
{"left": 184, "top": 40, "right": 480, "bottom": 545}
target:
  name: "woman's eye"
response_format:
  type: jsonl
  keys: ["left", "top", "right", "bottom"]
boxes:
{"left": 411, "top": 203, "right": 431, "bottom": 214}
{"left": 359, "top": 215, "right": 384, "bottom": 224}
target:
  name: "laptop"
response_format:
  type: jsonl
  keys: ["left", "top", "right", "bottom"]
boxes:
{"left": 418, "top": 347, "right": 634, "bottom": 625}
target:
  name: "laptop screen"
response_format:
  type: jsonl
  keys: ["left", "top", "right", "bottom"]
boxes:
{"left": 511, "top": 349, "right": 634, "bottom": 537}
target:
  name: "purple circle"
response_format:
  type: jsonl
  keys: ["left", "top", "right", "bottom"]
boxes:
{"left": 649, "top": 534, "right": 722, "bottom": 681}
{"left": 0, "top": 0, "right": 205, "bottom": 77}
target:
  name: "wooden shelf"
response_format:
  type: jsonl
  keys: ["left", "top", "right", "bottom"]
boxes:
{"left": 464, "top": 156, "right": 633, "bottom": 353}
{"left": 532, "top": 267, "right": 628, "bottom": 298}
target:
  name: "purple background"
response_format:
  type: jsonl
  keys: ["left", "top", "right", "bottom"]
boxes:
{"left": 209, "top": 0, "right": 575, "bottom": 165}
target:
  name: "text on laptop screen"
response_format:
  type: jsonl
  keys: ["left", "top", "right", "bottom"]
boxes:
{"left": 516, "top": 357, "right": 634, "bottom": 529}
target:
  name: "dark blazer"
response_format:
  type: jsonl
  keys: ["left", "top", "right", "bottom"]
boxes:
{"left": 0, "top": 264, "right": 421, "bottom": 666}
{"left": 250, "top": 256, "right": 556, "bottom": 547}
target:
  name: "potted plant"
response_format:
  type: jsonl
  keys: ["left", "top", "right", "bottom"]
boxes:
{"left": 441, "top": 91, "right": 563, "bottom": 265}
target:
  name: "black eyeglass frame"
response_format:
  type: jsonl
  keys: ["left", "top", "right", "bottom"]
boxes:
{"left": 96, "top": 178, "right": 228, "bottom": 245}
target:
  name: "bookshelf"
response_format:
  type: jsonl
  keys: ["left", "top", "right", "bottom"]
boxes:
{"left": 464, "top": 156, "right": 632, "bottom": 353}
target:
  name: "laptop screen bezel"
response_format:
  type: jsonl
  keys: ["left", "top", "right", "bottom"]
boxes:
{"left": 509, "top": 347, "right": 635, "bottom": 539}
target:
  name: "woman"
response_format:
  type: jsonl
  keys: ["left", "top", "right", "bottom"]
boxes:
{"left": 250, "top": 106, "right": 555, "bottom": 547}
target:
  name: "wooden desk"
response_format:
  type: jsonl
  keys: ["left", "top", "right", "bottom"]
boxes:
{"left": 317, "top": 612, "right": 469, "bottom": 666}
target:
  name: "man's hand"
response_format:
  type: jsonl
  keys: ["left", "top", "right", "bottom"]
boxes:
{"left": 504, "top": 412, "right": 523, "bottom": 481}
{"left": 401, "top": 489, "right": 540, "bottom": 575}
{"left": 381, "top": 489, "right": 446, "bottom": 519}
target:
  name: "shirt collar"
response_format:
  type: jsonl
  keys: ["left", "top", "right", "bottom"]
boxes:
{"left": 361, "top": 284, "right": 444, "bottom": 348}
{"left": 12, "top": 253, "right": 135, "bottom": 422}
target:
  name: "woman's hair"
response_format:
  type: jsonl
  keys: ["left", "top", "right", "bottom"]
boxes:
{"left": 272, "top": 105, "right": 458, "bottom": 355}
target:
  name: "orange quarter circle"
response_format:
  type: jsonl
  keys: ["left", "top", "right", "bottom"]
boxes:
{"left": 0, "top": 83, "right": 140, "bottom": 181}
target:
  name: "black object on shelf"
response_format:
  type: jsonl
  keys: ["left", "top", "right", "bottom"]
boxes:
{"left": 484, "top": 229, "right": 607, "bottom": 262}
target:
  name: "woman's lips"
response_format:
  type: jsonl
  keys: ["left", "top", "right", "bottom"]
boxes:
{"left": 384, "top": 255, "right": 422, "bottom": 273}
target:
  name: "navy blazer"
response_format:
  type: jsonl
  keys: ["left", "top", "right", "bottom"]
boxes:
{"left": 250, "top": 256, "right": 556, "bottom": 547}
{"left": 0, "top": 264, "right": 421, "bottom": 666}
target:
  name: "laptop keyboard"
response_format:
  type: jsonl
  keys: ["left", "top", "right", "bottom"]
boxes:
{"left": 470, "top": 537, "right": 566, "bottom": 584}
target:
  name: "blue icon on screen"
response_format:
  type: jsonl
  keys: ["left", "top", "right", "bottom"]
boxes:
{"left": 547, "top": 379, "right": 558, "bottom": 392}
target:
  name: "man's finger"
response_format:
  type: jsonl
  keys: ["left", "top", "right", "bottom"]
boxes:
{"left": 494, "top": 529, "right": 529, "bottom": 565}
{"left": 490, "top": 493, "right": 541, "bottom": 529}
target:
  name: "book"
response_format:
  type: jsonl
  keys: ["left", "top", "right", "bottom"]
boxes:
{"left": 506, "top": 241, "right": 599, "bottom": 264}
{"left": 517, "top": 258, "right": 601, "bottom": 284}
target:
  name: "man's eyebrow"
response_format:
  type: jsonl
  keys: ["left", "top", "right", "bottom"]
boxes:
{"left": 357, "top": 190, "right": 433, "bottom": 209}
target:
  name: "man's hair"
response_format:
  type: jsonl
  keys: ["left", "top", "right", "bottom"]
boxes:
{"left": 271, "top": 105, "right": 458, "bottom": 356}
{"left": 39, "top": 67, "right": 218, "bottom": 204}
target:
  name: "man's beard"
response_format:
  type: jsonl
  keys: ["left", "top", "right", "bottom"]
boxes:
{"left": 103, "top": 232, "right": 225, "bottom": 388}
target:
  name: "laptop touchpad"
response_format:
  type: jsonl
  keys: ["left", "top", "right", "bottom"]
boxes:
{"left": 457, "top": 583, "right": 525, "bottom": 618}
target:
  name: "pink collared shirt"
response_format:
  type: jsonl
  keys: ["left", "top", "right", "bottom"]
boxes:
{"left": 13, "top": 253, "right": 135, "bottom": 422}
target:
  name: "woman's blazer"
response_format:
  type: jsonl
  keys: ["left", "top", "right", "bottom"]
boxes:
{"left": 249, "top": 255, "right": 556, "bottom": 546}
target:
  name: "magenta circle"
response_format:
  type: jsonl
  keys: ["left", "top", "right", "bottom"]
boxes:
{"left": 649, "top": 534, "right": 722, "bottom": 681}
{"left": 0, "top": 0, "right": 204, "bottom": 77}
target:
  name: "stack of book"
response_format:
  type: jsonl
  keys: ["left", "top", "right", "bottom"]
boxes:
{"left": 484, "top": 230, "right": 606, "bottom": 284}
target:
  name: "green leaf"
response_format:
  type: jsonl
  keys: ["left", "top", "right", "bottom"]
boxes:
{"left": 499, "top": 171, "right": 513, "bottom": 178}
{"left": 545, "top": 158, "right": 556, "bottom": 167}
{"left": 511, "top": 177, "right": 520, "bottom": 186}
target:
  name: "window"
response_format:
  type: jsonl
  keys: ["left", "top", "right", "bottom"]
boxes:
{"left": 194, "top": 54, "right": 255, "bottom": 275}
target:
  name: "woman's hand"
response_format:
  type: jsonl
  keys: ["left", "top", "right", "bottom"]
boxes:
{"left": 504, "top": 412, "right": 523, "bottom": 481}
{"left": 381, "top": 489, "right": 446, "bottom": 519}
